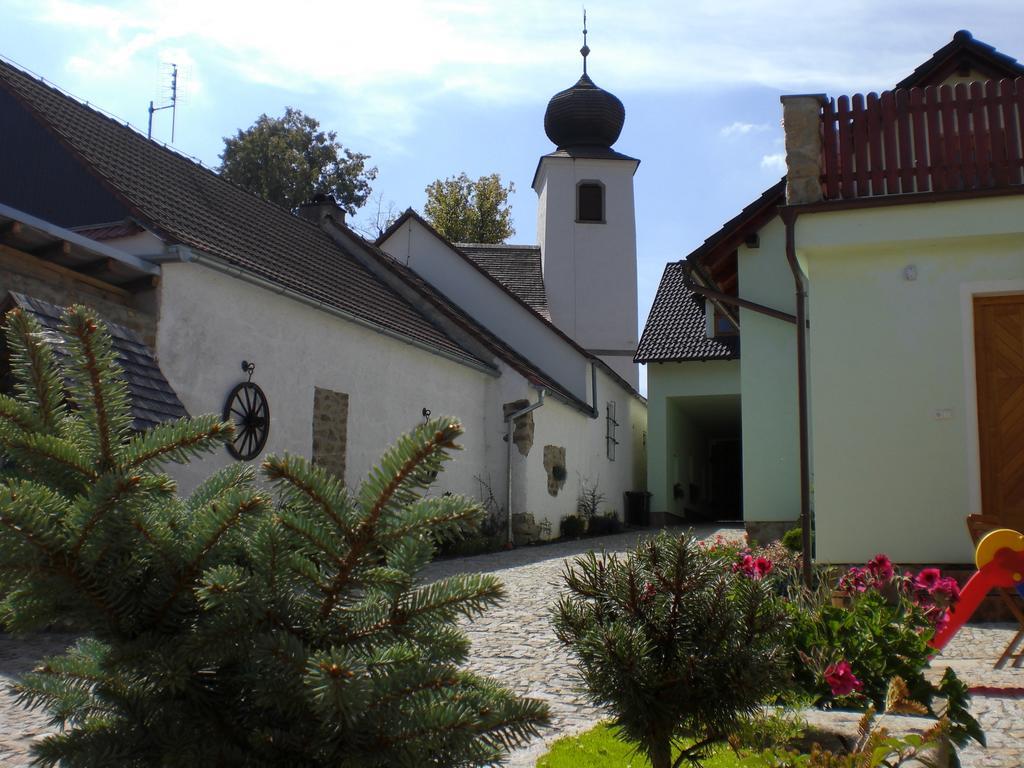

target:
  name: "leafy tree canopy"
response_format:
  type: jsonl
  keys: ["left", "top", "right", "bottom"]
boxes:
{"left": 423, "top": 172, "right": 515, "bottom": 244}
{"left": 220, "top": 107, "right": 377, "bottom": 215}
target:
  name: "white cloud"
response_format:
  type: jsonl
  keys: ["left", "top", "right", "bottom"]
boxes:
{"left": 760, "top": 153, "right": 786, "bottom": 173}
{"left": 720, "top": 121, "right": 770, "bottom": 137}
{"left": 13, "top": 0, "right": 1024, "bottom": 145}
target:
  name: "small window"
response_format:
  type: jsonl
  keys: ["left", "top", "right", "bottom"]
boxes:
{"left": 577, "top": 182, "right": 604, "bottom": 222}
{"left": 606, "top": 400, "right": 619, "bottom": 461}
{"left": 714, "top": 305, "right": 738, "bottom": 336}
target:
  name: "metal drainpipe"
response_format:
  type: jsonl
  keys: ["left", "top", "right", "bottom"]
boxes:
{"left": 782, "top": 208, "right": 813, "bottom": 588}
{"left": 506, "top": 388, "right": 546, "bottom": 547}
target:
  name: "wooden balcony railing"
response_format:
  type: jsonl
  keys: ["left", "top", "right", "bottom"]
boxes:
{"left": 820, "top": 77, "right": 1024, "bottom": 200}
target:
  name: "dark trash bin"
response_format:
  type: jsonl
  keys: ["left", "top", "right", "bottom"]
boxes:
{"left": 624, "top": 491, "right": 652, "bottom": 527}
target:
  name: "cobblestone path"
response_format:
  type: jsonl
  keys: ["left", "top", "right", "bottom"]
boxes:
{"left": 3, "top": 529, "right": 1023, "bottom": 768}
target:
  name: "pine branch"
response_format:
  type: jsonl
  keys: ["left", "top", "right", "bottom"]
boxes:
{"left": 263, "top": 453, "right": 351, "bottom": 536}
{"left": 154, "top": 491, "right": 268, "bottom": 624}
{"left": 61, "top": 307, "right": 132, "bottom": 468}
{"left": 2, "top": 309, "right": 63, "bottom": 433}
{"left": 319, "top": 419, "right": 462, "bottom": 620}
{"left": 119, "top": 415, "right": 232, "bottom": 470}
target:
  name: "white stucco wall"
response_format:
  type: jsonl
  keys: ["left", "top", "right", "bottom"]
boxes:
{"left": 797, "top": 195, "right": 1024, "bottom": 564}
{"left": 518, "top": 366, "right": 646, "bottom": 533}
{"left": 156, "top": 261, "right": 497, "bottom": 498}
{"left": 380, "top": 218, "right": 591, "bottom": 402}
{"left": 735, "top": 217, "right": 801, "bottom": 525}
{"left": 534, "top": 155, "right": 640, "bottom": 386}
{"left": 154, "top": 260, "right": 647, "bottom": 547}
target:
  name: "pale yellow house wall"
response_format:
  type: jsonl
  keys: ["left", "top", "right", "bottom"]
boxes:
{"left": 646, "top": 360, "right": 739, "bottom": 515}
{"left": 797, "top": 196, "right": 1024, "bottom": 564}
{"left": 736, "top": 217, "right": 801, "bottom": 525}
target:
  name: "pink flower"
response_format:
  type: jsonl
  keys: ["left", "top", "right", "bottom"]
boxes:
{"left": 754, "top": 557, "right": 773, "bottom": 578}
{"left": 867, "top": 554, "right": 894, "bottom": 582}
{"left": 839, "top": 566, "right": 869, "bottom": 593}
{"left": 932, "top": 576, "right": 961, "bottom": 602}
{"left": 914, "top": 568, "right": 942, "bottom": 592}
{"left": 824, "top": 661, "right": 864, "bottom": 697}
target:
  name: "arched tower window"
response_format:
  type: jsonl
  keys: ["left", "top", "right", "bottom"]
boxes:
{"left": 577, "top": 181, "right": 604, "bottom": 223}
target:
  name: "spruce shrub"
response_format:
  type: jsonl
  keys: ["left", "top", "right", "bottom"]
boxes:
{"left": 0, "top": 306, "right": 548, "bottom": 767}
{"left": 553, "top": 531, "right": 790, "bottom": 768}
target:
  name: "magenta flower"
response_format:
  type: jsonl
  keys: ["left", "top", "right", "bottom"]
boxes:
{"left": 867, "top": 554, "right": 894, "bottom": 582}
{"left": 932, "top": 576, "right": 961, "bottom": 602}
{"left": 824, "top": 661, "right": 863, "bottom": 697}
{"left": 754, "top": 557, "right": 773, "bottom": 578}
{"left": 914, "top": 568, "right": 942, "bottom": 592}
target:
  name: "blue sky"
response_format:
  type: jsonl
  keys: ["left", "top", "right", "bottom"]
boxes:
{"left": 2, "top": 1, "right": 1022, "bottom": 393}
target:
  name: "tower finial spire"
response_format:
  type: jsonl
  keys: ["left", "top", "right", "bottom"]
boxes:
{"left": 580, "top": 9, "right": 590, "bottom": 75}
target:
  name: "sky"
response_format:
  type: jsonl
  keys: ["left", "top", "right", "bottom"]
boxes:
{"left": 1, "top": 0, "right": 1022, "bottom": 394}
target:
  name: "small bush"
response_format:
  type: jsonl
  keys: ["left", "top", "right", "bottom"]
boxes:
{"left": 559, "top": 514, "right": 586, "bottom": 539}
{"left": 576, "top": 477, "right": 605, "bottom": 521}
{"left": 554, "top": 531, "right": 790, "bottom": 768}
{"left": 586, "top": 511, "right": 622, "bottom": 537}
{"left": 782, "top": 527, "right": 803, "bottom": 553}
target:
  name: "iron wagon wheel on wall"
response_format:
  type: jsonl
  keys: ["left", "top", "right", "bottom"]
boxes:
{"left": 222, "top": 381, "right": 270, "bottom": 461}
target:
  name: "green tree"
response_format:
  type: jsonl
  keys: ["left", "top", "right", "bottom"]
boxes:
{"left": 554, "top": 532, "right": 789, "bottom": 768}
{"left": 423, "top": 172, "right": 515, "bottom": 243}
{"left": 0, "top": 306, "right": 547, "bottom": 767}
{"left": 220, "top": 107, "right": 377, "bottom": 215}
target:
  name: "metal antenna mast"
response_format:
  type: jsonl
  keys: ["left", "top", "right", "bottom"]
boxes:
{"left": 147, "top": 63, "right": 178, "bottom": 142}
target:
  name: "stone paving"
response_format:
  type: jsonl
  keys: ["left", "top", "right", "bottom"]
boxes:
{"left": 1, "top": 527, "right": 1023, "bottom": 768}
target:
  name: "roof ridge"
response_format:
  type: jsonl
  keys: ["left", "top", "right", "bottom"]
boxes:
{"left": 456, "top": 242, "right": 541, "bottom": 251}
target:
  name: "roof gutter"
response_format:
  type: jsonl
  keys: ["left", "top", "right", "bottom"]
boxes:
{"left": 781, "top": 208, "right": 813, "bottom": 587}
{"left": 162, "top": 244, "right": 500, "bottom": 378}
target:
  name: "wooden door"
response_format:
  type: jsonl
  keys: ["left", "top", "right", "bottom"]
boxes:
{"left": 974, "top": 295, "right": 1024, "bottom": 527}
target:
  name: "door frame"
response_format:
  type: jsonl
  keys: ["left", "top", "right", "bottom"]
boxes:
{"left": 961, "top": 281, "right": 1024, "bottom": 516}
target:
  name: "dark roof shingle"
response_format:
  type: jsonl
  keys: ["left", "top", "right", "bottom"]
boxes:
{"left": 635, "top": 263, "right": 738, "bottom": 363}
{"left": 8, "top": 292, "right": 189, "bottom": 431}
{"left": 0, "top": 60, "right": 485, "bottom": 369}
{"left": 456, "top": 242, "right": 549, "bottom": 319}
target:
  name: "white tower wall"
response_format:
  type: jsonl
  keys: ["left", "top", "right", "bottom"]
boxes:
{"left": 534, "top": 154, "right": 640, "bottom": 387}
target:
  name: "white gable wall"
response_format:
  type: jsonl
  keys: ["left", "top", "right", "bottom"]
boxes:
{"left": 380, "top": 218, "right": 591, "bottom": 401}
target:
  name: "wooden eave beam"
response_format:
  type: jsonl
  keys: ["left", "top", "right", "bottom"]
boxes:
{"left": 32, "top": 240, "right": 72, "bottom": 262}
{"left": 118, "top": 275, "right": 160, "bottom": 293}
{"left": 77, "top": 258, "right": 117, "bottom": 278}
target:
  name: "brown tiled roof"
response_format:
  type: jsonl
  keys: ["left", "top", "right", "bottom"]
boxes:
{"left": 635, "top": 263, "right": 738, "bottom": 363}
{"left": 7, "top": 292, "right": 189, "bottom": 430}
{"left": 71, "top": 220, "right": 143, "bottom": 241}
{"left": 456, "top": 242, "right": 549, "bottom": 319}
{"left": 0, "top": 59, "right": 486, "bottom": 369}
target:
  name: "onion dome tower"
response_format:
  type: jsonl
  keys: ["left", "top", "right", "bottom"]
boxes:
{"left": 533, "top": 15, "right": 640, "bottom": 387}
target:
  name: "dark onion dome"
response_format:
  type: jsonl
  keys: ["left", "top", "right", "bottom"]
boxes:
{"left": 543, "top": 73, "right": 625, "bottom": 150}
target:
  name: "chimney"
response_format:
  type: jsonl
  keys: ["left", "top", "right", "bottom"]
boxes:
{"left": 780, "top": 94, "right": 827, "bottom": 205}
{"left": 298, "top": 194, "right": 346, "bottom": 226}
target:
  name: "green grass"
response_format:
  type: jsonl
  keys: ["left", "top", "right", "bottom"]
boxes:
{"left": 535, "top": 723, "right": 770, "bottom": 768}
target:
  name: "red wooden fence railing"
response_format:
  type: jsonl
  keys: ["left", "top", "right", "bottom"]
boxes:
{"left": 820, "top": 78, "right": 1024, "bottom": 200}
